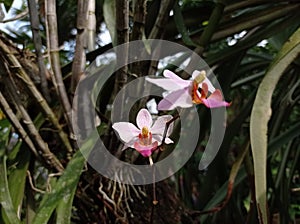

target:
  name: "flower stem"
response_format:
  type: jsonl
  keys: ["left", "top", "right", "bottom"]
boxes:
{"left": 152, "top": 165, "right": 158, "bottom": 205}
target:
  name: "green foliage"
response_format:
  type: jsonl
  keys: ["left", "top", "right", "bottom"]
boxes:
{"left": 250, "top": 27, "right": 300, "bottom": 224}
{"left": 1, "top": 0, "right": 14, "bottom": 12}
{"left": 0, "top": 0, "right": 299, "bottom": 223}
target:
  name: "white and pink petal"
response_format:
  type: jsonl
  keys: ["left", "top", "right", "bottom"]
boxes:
{"left": 136, "top": 109, "right": 152, "bottom": 130}
{"left": 151, "top": 115, "right": 173, "bottom": 136}
{"left": 157, "top": 88, "right": 193, "bottom": 110}
{"left": 152, "top": 135, "right": 174, "bottom": 145}
{"left": 201, "top": 90, "right": 231, "bottom": 108}
{"left": 163, "top": 70, "right": 191, "bottom": 87}
{"left": 134, "top": 141, "right": 158, "bottom": 157}
{"left": 112, "top": 122, "right": 140, "bottom": 143}
{"left": 146, "top": 77, "right": 188, "bottom": 92}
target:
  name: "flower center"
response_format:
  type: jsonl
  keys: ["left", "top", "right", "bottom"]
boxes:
{"left": 141, "top": 126, "right": 149, "bottom": 138}
{"left": 191, "top": 71, "right": 207, "bottom": 104}
{"left": 139, "top": 126, "right": 152, "bottom": 145}
{"left": 191, "top": 82, "right": 203, "bottom": 104}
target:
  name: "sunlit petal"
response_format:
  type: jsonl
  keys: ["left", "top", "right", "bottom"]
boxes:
{"left": 163, "top": 70, "right": 191, "bottom": 86}
{"left": 157, "top": 88, "right": 193, "bottom": 110}
{"left": 112, "top": 122, "right": 140, "bottom": 143}
{"left": 146, "top": 77, "right": 189, "bottom": 91}
{"left": 151, "top": 115, "right": 173, "bottom": 135}
{"left": 136, "top": 108, "right": 152, "bottom": 129}
{"left": 164, "top": 137, "right": 174, "bottom": 144}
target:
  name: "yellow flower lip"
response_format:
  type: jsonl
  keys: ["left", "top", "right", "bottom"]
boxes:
{"left": 141, "top": 126, "right": 149, "bottom": 137}
{"left": 194, "top": 70, "right": 206, "bottom": 84}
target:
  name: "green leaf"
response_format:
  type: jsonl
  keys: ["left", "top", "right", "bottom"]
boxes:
{"left": 32, "top": 146, "right": 90, "bottom": 224}
{"left": 0, "top": 156, "right": 21, "bottom": 224}
{"left": 200, "top": 169, "right": 247, "bottom": 222}
{"left": 55, "top": 187, "right": 76, "bottom": 224}
{"left": 250, "top": 27, "right": 300, "bottom": 224}
{"left": 32, "top": 125, "right": 106, "bottom": 224}
{"left": 206, "top": 14, "right": 297, "bottom": 66}
{"left": 7, "top": 146, "right": 30, "bottom": 219}
{"left": 2, "top": 0, "right": 14, "bottom": 12}
{"left": 173, "top": 1, "right": 197, "bottom": 47}
{"left": 0, "top": 119, "right": 11, "bottom": 148}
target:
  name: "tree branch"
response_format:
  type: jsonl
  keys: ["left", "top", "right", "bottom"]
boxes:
{"left": 71, "top": 0, "right": 89, "bottom": 93}
{"left": 114, "top": 0, "right": 129, "bottom": 88}
{"left": 112, "top": 0, "right": 129, "bottom": 101}
{"left": 148, "top": 0, "right": 175, "bottom": 39}
{"left": 27, "top": 0, "right": 51, "bottom": 102}
{"left": 87, "top": 0, "right": 96, "bottom": 51}
{"left": 183, "top": 1, "right": 225, "bottom": 77}
{"left": 0, "top": 37, "right": 73, "bottom": 156}
{"left": 131, "top": 0, "right": 148, "bottom": 77}
{"left": 2, "top": 64, "right": 64, "bottom": 172}
{"left": 131, "top": 0, "right": 147, "bottom": 41}
{"left": 46, "top": 0, "right": 72, "bottom": 130}
{"left": 0, "top": 91, "right": 39, "bottom": 158}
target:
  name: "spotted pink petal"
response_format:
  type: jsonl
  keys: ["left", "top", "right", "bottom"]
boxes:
{"left": 201, "top": 90, "right": 231, "bottom": 108}
{"left": 134, "top": 141, "right": 158, "bottom": 157}
{"left": 112, "top": 122, "right": 140, "bottom": 144}
{"left": 136, "top": 109, "right": 152, "bottom": 130}
{"left": 158, "top": 88, "right": 193, "bottom": 110}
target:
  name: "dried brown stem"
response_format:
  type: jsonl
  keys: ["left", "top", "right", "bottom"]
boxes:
{"left": 27, "top": 0, "right": 51, "bottom": 102}
{"left": 224, "top": 0, "right": 287, "bottom": 14}
{"left": 131, "top": 0, "right": 148, "bottom": 78}
{"left": 2, "top": 64, "right": 64, "bottom": 172}
{"left": 189, "top": 141, "right": 249, "bottom": 217}
{"left": 0, "top": 8, "right": 28, "bottom": 23}
{"left": 46, "top": 0, "right": 72, "bottom": 130}
{"left": 115, "top": 0, "right": 129, "bottom": 87}
{"left": 112, "top": 0, "right": 130, "bottom": 118}
{"left": 158, "top": 114, "right": 180, "bottom": 150}
{"left": 71, "top": 0, "right": 89, "bottom": 93}
{"left": 147, "top": 0, "right": 175, "bottom": 78}
{"left": 0, "top": 37, "right": 73, "bottom": 155}
{"left": 184, "top": 2, "right": 224, "bottom": 77}
{"left": 148, "top": 0, "right": 175, "bottom": 39}
{"left": 212, "top": 4, "right": 299, "bottom": 41}
{"left": 132, "top": 0, "right": 147, "bottom": 41}
{"left": 87, "top": 0, "right": 96, "bottom": 51}
{"left": 0, "top": 91, "right": 39, "bottom": 158}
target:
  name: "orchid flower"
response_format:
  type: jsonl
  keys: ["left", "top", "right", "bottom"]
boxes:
{"left": 112, "top": 109, "right": 173, "bottom": 158}
{"left": 146, "top": 70, "right": 230, "bottom": 110}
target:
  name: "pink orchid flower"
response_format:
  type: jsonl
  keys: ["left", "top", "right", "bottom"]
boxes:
{"left": 146, "top": 70, "right": 230, "bottom": 110}
{"left": 112, "top": 108, "right": 173, "bottom": 158}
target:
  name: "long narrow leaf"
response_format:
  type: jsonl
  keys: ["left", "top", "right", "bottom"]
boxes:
{"left": 0, "top": 156, "right": 21, "bottom": 224}
{"left": 7, "top": 146, "right": 30, "bottom": 219}
{"left": 32, "top": 126, "right": 105, "bottom": 224}
{"left": 250, "top": 27, "right": 300, "bottom": 224}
